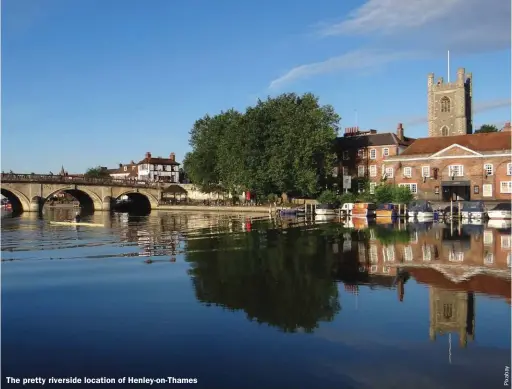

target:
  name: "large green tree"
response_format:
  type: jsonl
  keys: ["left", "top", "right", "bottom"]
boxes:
{"left": 84, "top": 166, "right": 110, "bottom": 178}
{"left": 184, "top": 93, "right": 340, "bottom": 198}
{"left": 474, "top": 124, "right": 499, "bottom": 133}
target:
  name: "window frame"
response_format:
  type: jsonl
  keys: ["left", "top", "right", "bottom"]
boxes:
{"left": 369, "top": 149, "right": 377, "bottom": 160}
{"left": 483, "top": 163, "right": 493, "bottom": 176}
{"left": 403, "top": 167, "right": 412, "bottom": 178}
{"left": 421, "top": 166, "right": 430, "bottom": 178}
{"left": 448, "top": 164, "right": 464, "bottom": 177}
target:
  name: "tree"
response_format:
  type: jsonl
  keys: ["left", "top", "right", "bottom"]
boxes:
{"left": 184, "top": 93, "right": 340, "bottom": 198}
{"left": 317, "top": 189, "right": 339, "bottom": 205}
{"left": 475, "top": 124, "right": 499, "bottom": 134}
{"left": 393, "top": 185, "right": 414, "bottom": 204}
{"left": 84, "top": 166, "right": 110, "bottom": 178}
{"left": 373, "top": 183, "right": 394, "bottom": 204}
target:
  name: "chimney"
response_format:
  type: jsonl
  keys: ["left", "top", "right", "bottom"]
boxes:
{"left": 119, "top": 163, "right": 123, "bottom": 168}
{"left": 397, "top": 123, "right": 404, "bottom": 140}
{"left": 145, "top": 152, "right": 151, "bottom": 159}
{"left": 170, "top": 152, "right": 176, "bottom": 162}
{"left": 130, "top": 160, "right": 135, "bottom": 164}
{"left": 502, "top": 122, "right": 511, "bottom": 132}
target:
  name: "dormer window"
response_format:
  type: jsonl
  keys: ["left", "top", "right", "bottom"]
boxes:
{"left": 123, "top": 166, "right": 127, "bottom": 171}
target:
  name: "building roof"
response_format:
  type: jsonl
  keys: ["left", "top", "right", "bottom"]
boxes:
{"left": 137, "top": 157, "right": 180, "bottom": 166}
{"left": 407, "top": 267, "right": 511, "bottom": 301}
{"left": 335, "top": 132, "right": 415, "bottom": 149}
{"left": 109, "top": 163, "right": 139, "bottom": 178}
{"left": 399, "top": 132, "right": 512, "bottom": 156}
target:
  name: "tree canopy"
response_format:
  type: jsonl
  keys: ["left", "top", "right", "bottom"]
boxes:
{"left": 84, "top": 166, "right": 110, "bottom": 178}
{"left": 474, "top": 124, "right": 499, "bottom": 134}
{"left": 183, "top": 93, "right": 340, "bottom": 198}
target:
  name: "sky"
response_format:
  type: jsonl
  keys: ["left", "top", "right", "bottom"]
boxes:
{"left": 2, "top": 0, "right": 511, "bottom": 174}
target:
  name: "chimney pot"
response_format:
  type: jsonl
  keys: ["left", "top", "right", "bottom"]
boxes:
{"left": 170, "top": 152, "right": 176, "bottom": 161}
{"left": 119, "top": 163, "right": 123, "bottom": 168}
{"left": 145, "top": 152, "right": 151, "bottom": 159}
{"left": 397, "top": 123, "right": 404, "bottom": 140}
{"left": 503, "top": 122, "right": 511, "bottom": 132}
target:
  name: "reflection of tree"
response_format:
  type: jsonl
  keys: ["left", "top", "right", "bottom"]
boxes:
{"left": 186, "top": 227, "right": 341, "bottom": 333}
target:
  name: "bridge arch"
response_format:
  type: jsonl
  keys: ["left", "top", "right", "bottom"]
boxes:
{"left": 115, "top": 189, "right": 159, "bottom": 213}
{"left": 44, "top": 187, "right": 103, "bottom": 211}
{"left": 1, "top": 188, "right": 31, "bottom": 214}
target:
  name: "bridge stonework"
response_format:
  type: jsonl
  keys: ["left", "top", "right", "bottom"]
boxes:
{"left": 1, "top": 180, "right": 163, "bottom": 212}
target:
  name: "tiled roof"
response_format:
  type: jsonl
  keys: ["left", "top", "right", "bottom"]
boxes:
{"left": 407, "top": 267, "right": 511, "bottom": 300}
{"left": 109, "top": 164, "right": 139, "bottom": 178}
{"left": 137, "top": 157, "right": 180, "bottom": 166}
{"left": 335, "top": 133, "right": 415, "bottom": 149}
{"left": 399, "top": 132, "right": 512, "bottom": 156}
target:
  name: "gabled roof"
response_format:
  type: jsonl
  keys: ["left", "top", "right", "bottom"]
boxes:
{"left": 399, "top": 132, "right": 511, "bottom": 156}
{"left": 335, "top": 133, "right": 415, "bottom": 150}
{"left": 109, "top": 163, "right": 138, "bottom": 178}
{"left": 137, "top": 157, "right": 180, "bottom": 166}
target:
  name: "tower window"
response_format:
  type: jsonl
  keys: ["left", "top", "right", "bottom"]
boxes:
{"left": 441, "top": 126, "right": 449, "bottom": 136}
{"left": 440, "top": 97, "right": 451, "bottom": 112}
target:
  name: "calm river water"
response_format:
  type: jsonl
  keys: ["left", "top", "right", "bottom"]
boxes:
{"left": 2, "top": 209, "right": 511, "bottom": 389}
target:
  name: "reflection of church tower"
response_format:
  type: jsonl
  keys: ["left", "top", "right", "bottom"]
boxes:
{"left": 429, "top": 287, "right": 475, "bottom": 347}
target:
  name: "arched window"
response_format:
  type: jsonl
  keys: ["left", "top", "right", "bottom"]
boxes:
{"left": 441, "top": 126, "right": 449, "bottom": 136}
{"left": 440, "top": 96, "right": 451, "bottom": 112}
{"left": 443, "top": 303, "right": 453, "bottom": 320}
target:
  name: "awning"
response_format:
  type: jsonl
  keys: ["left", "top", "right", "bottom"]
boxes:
{"left": 441, "top": 180, "right": 471, "bottom": 187}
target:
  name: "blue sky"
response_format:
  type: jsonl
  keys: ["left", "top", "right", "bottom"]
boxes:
{"left": 2, "top": 0, "right": 511, "bottom": 174}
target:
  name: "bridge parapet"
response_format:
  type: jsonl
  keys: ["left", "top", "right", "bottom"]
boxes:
{"left": 1, "top": 173, "right": 167, "bottom": 188}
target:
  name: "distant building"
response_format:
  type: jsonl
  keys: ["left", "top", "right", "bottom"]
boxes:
{"left": 108, "top": 161, "right": 138, "bottom": 180}
{"left": 137, "top": 152, "right": 180, "bottom": 183}
{"left": 334, "top": 124, "right": 415, "bottom": 193}
{"left": 428, "top": 67, "right": 473, "bottom": 137}
{"left": 383, "top": 131, "right": 512, "bottom": 201}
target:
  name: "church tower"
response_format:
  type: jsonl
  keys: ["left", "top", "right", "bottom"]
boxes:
{"left": 427, "top": 67, "right": 473, "bottom": 137}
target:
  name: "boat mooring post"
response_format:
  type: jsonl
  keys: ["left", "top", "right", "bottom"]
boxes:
{"left": 458, "top": 201, "right": 461, "bottom": 220}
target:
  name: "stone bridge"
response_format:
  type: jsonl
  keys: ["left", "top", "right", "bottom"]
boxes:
{"left": 1, "top": 174, "right": 189, "bottom": 213}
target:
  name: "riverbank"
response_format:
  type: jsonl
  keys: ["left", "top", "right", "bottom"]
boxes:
{"left": 157, "top": 204, "right": 272, "bottom": 214}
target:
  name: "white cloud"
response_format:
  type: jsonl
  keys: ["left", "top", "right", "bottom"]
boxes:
{"left": 270, "top": 0, "right": 510, "bottom": 88}
{"left": 269, "top": 49, "right": 419, "bottom": 90}
{"left": 318, "top": 0, "right": 462, "bottom": 36}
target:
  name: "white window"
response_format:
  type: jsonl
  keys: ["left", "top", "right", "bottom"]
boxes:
{"left": 369, "top": 165, "right": 377, "bottom": 177}
{"left": 382, "top": 148, "right": 389, "bottom": 157}
{"left": 484, "top": 164, "right": 493, "bottom": 176}
{"left": 507, "top": 253, "right": 512, "bottom": 268}
{"left": 410, "top": 231, "right": 418, "bottom": 244}
{"left": 501, "top": 236, "right": 511, "bottom": 249}
{"left": 448, "top": 165, "right": 464, "bottom": 177}
{"left": 421, "top": 166, "right": 430, "bottom": 177}
{"left": 369, "top": 182, "right": 377, "bottom": 194}
{"left": 483, "top": 184, "right": 493, "bottom": 197}
{"left": 500, "top": 181, "right": 512, "bottom": 194}
{"left": 508, "top": 163, "right": 512, "bottom": 176}
{"left": 422, "top": 245, "right": 431, "bottom": 261}
{"left": 342, "top": 166, "right": 349, "bottom": 176}
{"left": 369, "top": 229, "right": 376, "bottom": 241}
{"left": 123, "top": 166, "right": 127, "bottom": 171}
{"left": 382, "top": 266, "right": 390, "bottom": 274}
{"left": 399, "top": 183, "right": 418, "bottom": 194}
{"left": 370, "top": 245, "right": 378, "bottom": 263}
{"left": 385, "top": 167, "right": 394, "bottom": 178}
{"left": 369, "top": 149, "right": 377, "bottom": 159}
{"left": 484, "top": 253, "right": 494, "bottom": 265}
{"left": 403, "top": 167, "right": 412, "bottom": 178}
{"left": 343, "top": 151, "right": 349, "bottom": 160}
{"left": 483, "top": 230, "right": 493, "bottom": 245}
{"left": 370, "top": 265, "right": 378, "bottom": 273}
{"left": 358, "top": 165, "right": 365, "bottom": 177}
{"left": 358, "top": 149, "right": 366, "bottom": 158}
{"left": 404, "top": 246, "right": 413, "bottom": 261}
{"left": 449, "top": 251, "right": 464, "bottom": 262}
{"left": 382, "top": 246, "right": 395, "bottom": 262}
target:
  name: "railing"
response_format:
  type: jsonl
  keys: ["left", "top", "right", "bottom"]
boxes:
{"left": 0, "top": 173, "right": 169, "bottom": 188}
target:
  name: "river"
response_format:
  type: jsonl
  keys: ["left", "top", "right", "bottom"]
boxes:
{"left": 2, "top": 209, "right": 511, "bottom": 388}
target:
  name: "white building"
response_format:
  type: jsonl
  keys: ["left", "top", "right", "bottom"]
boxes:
{"left": 137, "top": 152, "right": 180, "bottom": 182}
{"left": 108, "top": 161, "right": 138, "bottom": 180}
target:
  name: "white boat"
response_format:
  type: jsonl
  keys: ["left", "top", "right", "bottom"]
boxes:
{"left": 407, "top": 200, "right": 434, "bottom": 219}
{"left": 315, "top": 204, "right": 337, "bottom": 216}
{"left": 461, "top": 201, "right": 487, "bottom": 220}
{"left": 487, "top": 219, "right": 512, "bottom": 229}
{"left": 50, "top": 221, "right": 105, "bottom": 227}
{"left": 487, "top": 203, "right": 512, "bottom": 220}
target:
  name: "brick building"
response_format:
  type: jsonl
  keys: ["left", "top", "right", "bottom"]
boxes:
{"left": 381, "top": 129, "right": 512, "bottom": 201}
{"left": 334, "top": 124, "right": 415, "bottom": 193}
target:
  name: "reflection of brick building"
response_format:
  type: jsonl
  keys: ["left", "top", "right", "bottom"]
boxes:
{"left": 429, "top": 288, "right": 475, "bottom": 347}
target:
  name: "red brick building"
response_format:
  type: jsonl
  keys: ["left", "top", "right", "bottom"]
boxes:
{"left": 334, "top": 124, "right": 415, "bottom": 193}
{"left": 382, "top": 130, "right": 512, "bottom": 201}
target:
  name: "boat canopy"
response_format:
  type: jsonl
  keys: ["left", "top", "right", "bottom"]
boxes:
{"left": 377, "top": 203, "right": 395, "bottom": 210}
{"left": 461, "top": 201, "right": 485, "bottom": 211}
{"left": 408, "top": 200, "right": 433, "bottom": 212}
{"left": 491, "top": 202, "right": 512, "bottom": 211}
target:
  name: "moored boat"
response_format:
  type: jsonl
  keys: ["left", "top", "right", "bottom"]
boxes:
{"left": 351, "top": 202, "right": 376, "bottom": 218}
{"left": 376, "top": 203, "right": 398, "bottom": 218}
{"left": 315, "top": 203, "right": 337, "bottom": 216}
{"left": 461, "top": 201, "right": 487, "bottom": 220}
{"left": 487, "top": 202, "right": 512, "bottom": 220}
{"left": 407, "top": 200, "right": 434, "bottom": 219}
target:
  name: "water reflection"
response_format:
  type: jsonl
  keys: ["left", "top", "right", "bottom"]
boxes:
{"left": 2, "top": 210, "right": 510, "bottom": 388}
